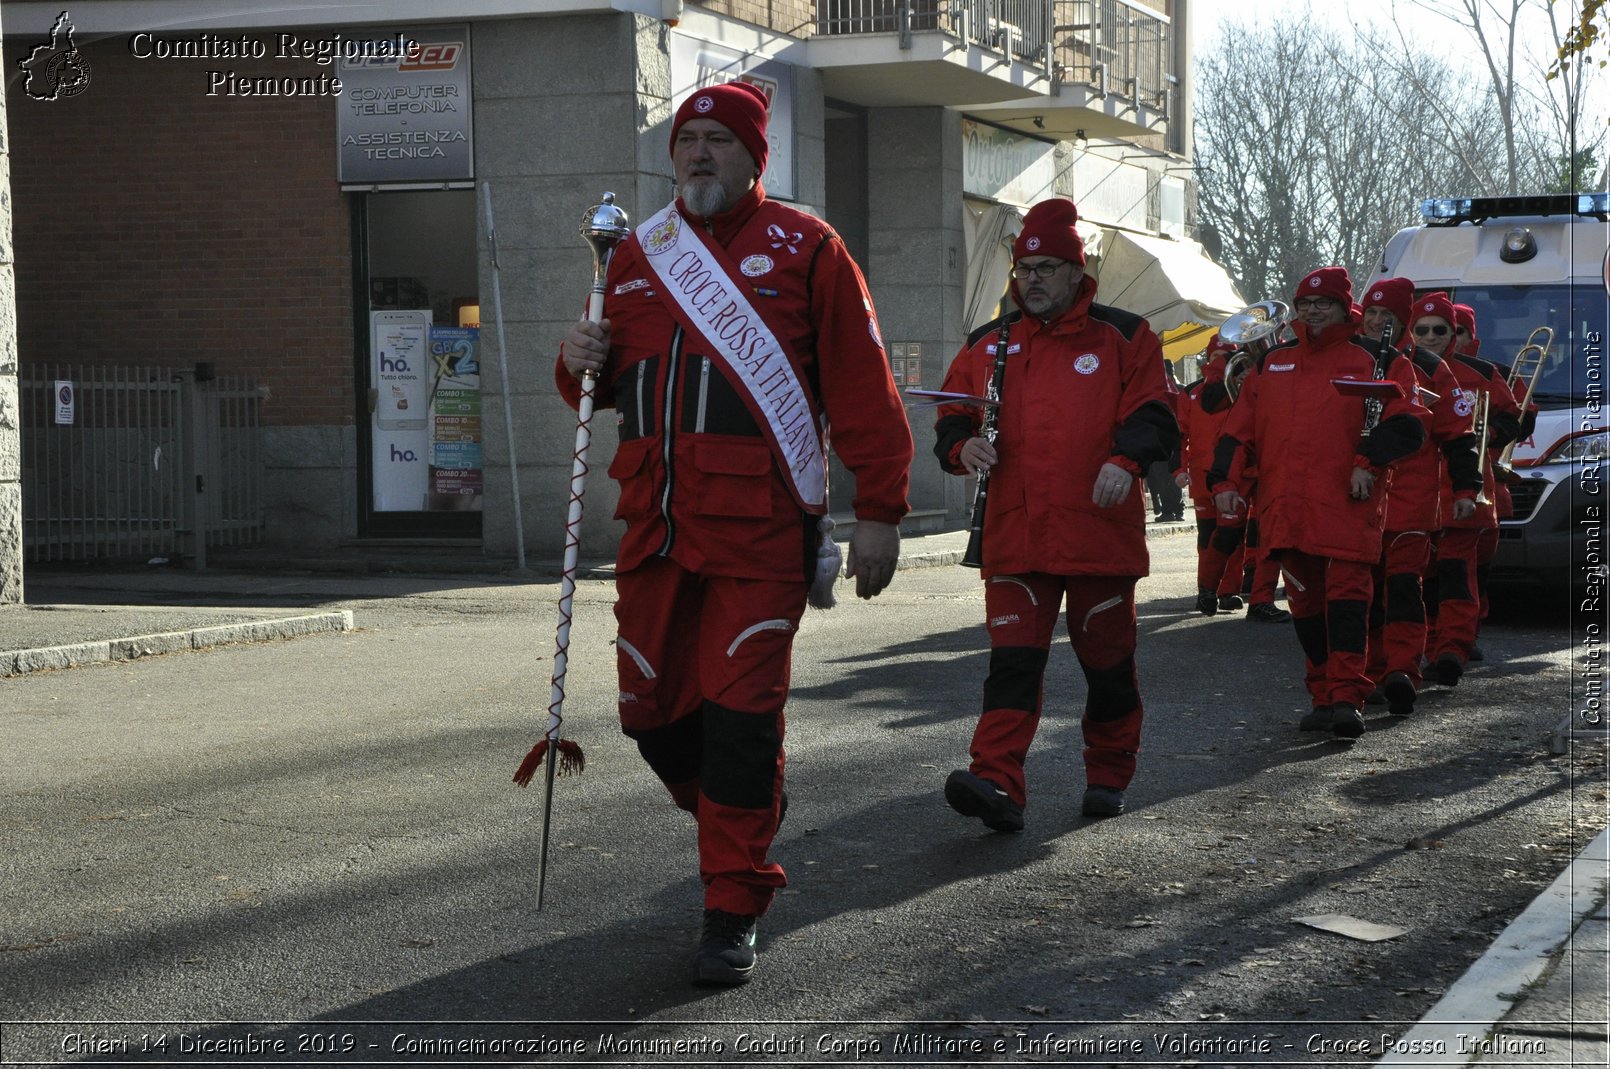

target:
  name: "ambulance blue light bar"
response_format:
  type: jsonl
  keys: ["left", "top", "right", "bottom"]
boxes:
{"left": 1420, "top": 193, "right": 1610, "bottom": 225}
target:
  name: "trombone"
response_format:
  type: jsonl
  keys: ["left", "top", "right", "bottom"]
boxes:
{"left": 1494, "top": 326, "right": 1553, "bottom": 478}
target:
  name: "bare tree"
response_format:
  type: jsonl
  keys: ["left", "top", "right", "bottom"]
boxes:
{"left": 1194, "top": 7, "right": 1597, "bottom": 305}
{"left": 1551, "top": 0, "right": 1607, "bottom": 78}
{"left": 1194, "top": 21, "right": 1510, "bottom": 302}
{"left": 1395, "top": 0, "right": 1606, "bottom": 190}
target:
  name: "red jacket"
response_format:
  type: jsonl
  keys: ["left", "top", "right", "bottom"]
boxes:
{"left": 933, "top": 276, "right": 1177, "bottom": 579}
{"left": 1383, "top": 348, "right": 1479, "bottom": 532}
{"left": 1442, "top": 353, "right": 1523, "bottom": 531}
{"left": 1179, "top": 377, "right": 1237, "bottom": 512}
{"left": 1210, "top": 319, "right": 1427, "bottom": 564}
{"left": 556, "top": 185, "right": 913, "bottom": 580}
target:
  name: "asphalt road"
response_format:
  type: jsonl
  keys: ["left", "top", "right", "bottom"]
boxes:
{"left": 1, "top": 536, "right": 1602, "bottom": 1066}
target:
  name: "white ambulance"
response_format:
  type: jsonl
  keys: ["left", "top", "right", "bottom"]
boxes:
{"left": 1368, "top": 193, "right": 1609, "bottom": 596}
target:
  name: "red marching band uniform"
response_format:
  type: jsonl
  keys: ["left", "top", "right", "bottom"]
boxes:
{"left": 934, "top": 199, "right": 1177, "bottom": 819}
{"left": 1426, "top": 300, "right": 1523, "bottom": 686}
{"left": 555, "top": 178, "right": 912, "bottom": 919}
{"left": 1180, "top": 343, "right": 1250, "bottom": 605}
{"left": 1359, "top": 283, "right": 1481, "bottom": 713}
{"left": 1209, "top": 268, "right": 1428, "bottom": 732}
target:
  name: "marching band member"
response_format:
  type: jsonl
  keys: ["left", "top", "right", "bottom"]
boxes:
{"left": 1209, "top": 267, "right": 1426, "bottom": 739}
{"left": 1422, "top": 295, "right": 1522, "bottom": 686}
{"left": 1455, "top": 302, "right": 1536, "bottom": 656}
{"left": 1360, "top": 282, "right": 1480, "bottom": 716}
{"left": 934, "top": 197, "right": 1176, "bottom": 829}
{"left": 1181, "top": 337, "right": 1252, "bottom": 614}
{"left": 558, "top": 82, "right": 913, "bottom": 985}
{"left": 1197, "top": 327, "right": 1289, "bottom": 623}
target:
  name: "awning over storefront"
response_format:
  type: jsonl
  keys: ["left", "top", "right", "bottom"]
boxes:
{"left": 1093, "top": 230, "right": 1244, "bottom": 337}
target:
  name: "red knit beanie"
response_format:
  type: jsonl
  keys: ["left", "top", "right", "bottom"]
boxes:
{"left": 670, "top": 82, "right": 770, "bottom": 174}
{"left": 1409, "top": 291, "right": 1457, "bottom": 333}
{"left": 1360, "top": 277, "right": 1414, "bottom": 330}
{"left": 1013, "top": 198, "right": 1087, "bottom": 267}
{"left": 1453, "top": 303, "right": 1480, "bottom": 353}
{"left": 1294, "top": 266, "right": 1354, "bottom": 308}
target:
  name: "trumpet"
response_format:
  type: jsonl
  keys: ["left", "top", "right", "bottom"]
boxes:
{"left": 1494, "top": 326, "right": 1553, "bottom": 479}
{"left": 1217, "top": 300, "right": 1291, "bottom": 402}
{"left": 1472, "top": 388, "right": 1492, "bottom": 505}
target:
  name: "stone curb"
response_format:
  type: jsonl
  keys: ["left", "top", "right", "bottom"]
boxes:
{"left": 1375, "top": 828, "right": 1610, "bottom": 1067}
{"left": 1, "top": 611, "right": 356, "bottom": 678}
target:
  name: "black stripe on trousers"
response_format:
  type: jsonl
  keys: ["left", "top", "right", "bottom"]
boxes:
{"left": 1079, "top": 655, "right": 1140, "bottom": 723}
{"left": 701, "top": 700, "right": 782, "bottom": 809}
{"left": 982, "top": 646, "right": 1050, "bottom": 713}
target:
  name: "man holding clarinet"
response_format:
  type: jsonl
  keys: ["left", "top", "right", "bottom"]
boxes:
{"left": 932, "top": 197, "right": 1177, "bottom": 830}
{"left": 557, "top": 81, "right": 913, "bottom": 985}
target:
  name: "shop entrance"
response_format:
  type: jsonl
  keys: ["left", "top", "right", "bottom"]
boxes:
{"left": 353, "top": 189, "right": 482, "bottom": 539}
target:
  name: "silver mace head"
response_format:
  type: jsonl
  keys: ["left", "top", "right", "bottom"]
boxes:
{"left": 581, "top": 192, "right": 632, "bottom": 271}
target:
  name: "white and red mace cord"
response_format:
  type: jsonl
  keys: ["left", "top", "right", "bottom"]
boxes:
{"left": 514, "top": 193, "right": 629, "bottom": 910}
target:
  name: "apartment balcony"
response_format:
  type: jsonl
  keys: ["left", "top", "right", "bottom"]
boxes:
{"left": 811, "top": 0, "right": 1172, "bottom": 141}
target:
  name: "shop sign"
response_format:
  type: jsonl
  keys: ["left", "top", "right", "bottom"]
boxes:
{"left": 962, "top": 119, "right": 1057, "bottom": 207}
{"left": 669, "top": 34, "right": 796, "bottom": 202}
{"left": 338, "top": 25, "right": 473, "bottom": 186}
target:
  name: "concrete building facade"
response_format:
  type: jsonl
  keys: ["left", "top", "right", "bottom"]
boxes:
{"left": 4, "top": 0, "right": 1223, "bottom": 567}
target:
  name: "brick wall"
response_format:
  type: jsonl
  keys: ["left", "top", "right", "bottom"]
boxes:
{"left": 693, "top": 0, "right": 820, "bottom": 38}
{"left": 5, "top": 40, "right": 353, "bottom": 428}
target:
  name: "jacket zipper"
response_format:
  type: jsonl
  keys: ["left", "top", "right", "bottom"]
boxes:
{"left": 656, "top": 325, "right": 684, "bottom": 557}
{"left": 696, "top": 357, "right": 710, "bottom": 432}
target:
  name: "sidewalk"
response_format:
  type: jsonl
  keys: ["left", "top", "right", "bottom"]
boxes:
{"left": 3, "top": 520, "right": 1605, "bottom": 1061}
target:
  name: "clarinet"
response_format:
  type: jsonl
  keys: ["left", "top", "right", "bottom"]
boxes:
{"left": 960, "top": 316, "right": 1014, "bottom": 569}
{"left": 1363, "top": 322, "right": 1393, "bottom": 434}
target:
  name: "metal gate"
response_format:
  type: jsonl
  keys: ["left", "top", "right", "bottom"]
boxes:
{"left": 19, "top": 365, "right": 264, "bottom": 566}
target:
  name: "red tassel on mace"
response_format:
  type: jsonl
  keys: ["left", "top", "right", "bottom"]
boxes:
{"left": 512, "top": 738, "right": 586, "bottom": 787}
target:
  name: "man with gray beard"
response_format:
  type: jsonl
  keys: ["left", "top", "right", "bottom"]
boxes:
{"left": 559, "top": 82, "right": 913, "bottom": 986}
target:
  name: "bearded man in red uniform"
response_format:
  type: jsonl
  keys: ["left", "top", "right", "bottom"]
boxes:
{"left": 1358, "top": 282, "right": 1479, "bottom": 716}
{"left": 1209, "top": 267, "right": 1427, "bottom": 739}
{"left": 559, "top": 82, "right": 914, "bottom": 985}
{"left": 933, "top": 197, "right": 1178, "bottom": 830}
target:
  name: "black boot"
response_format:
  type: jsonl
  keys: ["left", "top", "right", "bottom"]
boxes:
{"left": 694, "top": 909, "right": 757, "bottom": 985}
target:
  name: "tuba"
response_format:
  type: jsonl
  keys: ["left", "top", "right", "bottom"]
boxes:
{"left": 1494, "top": 326, "right": 1553, "bottom": 479}
{"left": 1217, "top": 300, "right": 1291, "bottom": 401}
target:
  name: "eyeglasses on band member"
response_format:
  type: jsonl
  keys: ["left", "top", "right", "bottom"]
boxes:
{"left": 1011, "top": 261, "right": 1068, "bottom": 280}
{"left": 1414, "top": 324, "right": 1450, "bottom": 337}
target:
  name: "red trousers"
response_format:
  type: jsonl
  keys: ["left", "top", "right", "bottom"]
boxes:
{"left": 1368, "top": 530, "right": 1434, "bottom": 684}
{"left": 1243, "top": 513, "right": 1281, "bottom": 604}
{"left": 1476, "top": 524, "right": 1500, "bottom": 623}
{"left": 1194, "top": 510, "right": 1248, "bottom": 597}
{"left": 1429, "top": 527, "right": 1484, "bottom": 666}
{"left": 966, "top": 573, "right": 1143, "bottom": 809}
{"left": 1279, "top": 550, "right": 1374, "bottom": 709}
{"left": 613, "top": 557, "right": 806, "bottom": 917}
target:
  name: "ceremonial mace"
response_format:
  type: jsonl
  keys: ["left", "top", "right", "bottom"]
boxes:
{"left": 513, "top": 192, "right": 632, "bottom": 910}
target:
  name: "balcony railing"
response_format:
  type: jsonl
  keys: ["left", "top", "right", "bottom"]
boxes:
{"left": 817, "top": 0, "right": 1052, "bottom": 65}
{"left": 816, "top": 0, "right": 1173, "bottom": 113}
{"left": 1052, "top": 0, "right": 1169, "bottom": 109}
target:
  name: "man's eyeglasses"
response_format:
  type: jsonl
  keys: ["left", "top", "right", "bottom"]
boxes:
{"left": 1414, "top": 324, "right": 1450, "bottom": 337}
{"left": 1011, "top": 262, "right": 1067, "bottom": 280}
{"left": 1294, "top": 297, "right": 1339, "bottom": 311}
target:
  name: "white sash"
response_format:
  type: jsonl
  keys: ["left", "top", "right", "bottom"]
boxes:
{"left": 632, "top": 202, "right": 826, "bottom": 512}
